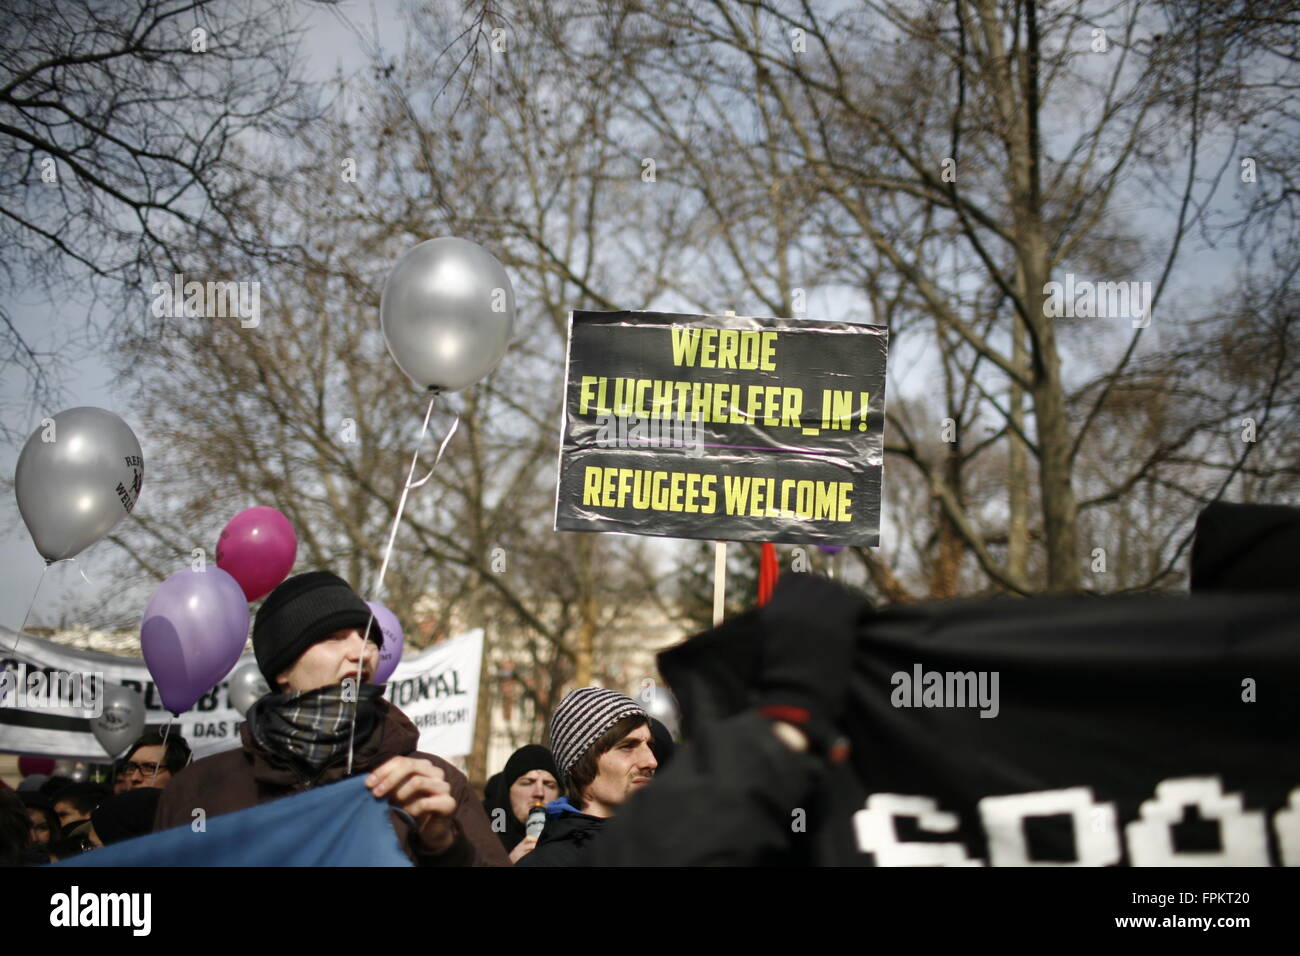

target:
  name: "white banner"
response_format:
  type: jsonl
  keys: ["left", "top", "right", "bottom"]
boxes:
{"left": 381, "top": 628, "right": 483, "bottom": 759}
{"left": 0, "top": 627, "right": 483, "bottom": 762}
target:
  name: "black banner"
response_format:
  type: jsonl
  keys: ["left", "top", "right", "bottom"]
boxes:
{"left": 660, "top": 590, "right": 1300, "bottom": 867}
{"left": 553, "top": 310, "right": 889, "bottom": 545}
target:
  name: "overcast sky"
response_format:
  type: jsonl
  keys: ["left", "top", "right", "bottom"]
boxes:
{"left": 0, "top": 2, "right": 407, "bottom": 632}
{"left": 0, "top": 2, "right": 1251, "bottom": 633}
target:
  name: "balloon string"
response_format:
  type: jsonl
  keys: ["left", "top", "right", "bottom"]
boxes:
{"left": 346, "top": 394, "right": 458, "bottom": 776}
{"left": 67, "top": 558, "right": 93, "bottom": 587}
{"left": 151, "top": 717, "right": 174, "bottom": 787}
{"left": 10, "top": 563, "right": 49, "bottom": 651}
{"left": 372, "top": 395, "right": 449, "bottom": 600}
{"left": 410, "top": 415, "right": 459, "bottom": 489}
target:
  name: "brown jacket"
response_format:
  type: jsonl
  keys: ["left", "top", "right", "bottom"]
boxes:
{"left": 153, "top": 698, "right": 509, "bottom": 866}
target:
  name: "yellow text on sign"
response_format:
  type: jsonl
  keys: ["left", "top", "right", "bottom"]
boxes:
{"left": 581, "top": 466, "right": 853, "bottom": 522}
{"left": 670, "top": 328, "right": 778, "bottom": 370}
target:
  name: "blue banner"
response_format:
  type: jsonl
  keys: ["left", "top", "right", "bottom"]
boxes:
{"left": 57, "top": 776, "right": 412, "bottom": 867}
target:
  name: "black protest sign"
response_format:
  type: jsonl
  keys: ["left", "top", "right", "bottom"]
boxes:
{"left": 553, "top": 310, "right": 888, "bottom": 546}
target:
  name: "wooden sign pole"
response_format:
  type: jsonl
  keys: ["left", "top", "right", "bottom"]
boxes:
{"left": 712, "top": 541, "right": 727, "bottom": 626}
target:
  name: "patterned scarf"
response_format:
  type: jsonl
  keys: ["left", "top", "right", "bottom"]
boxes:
{"left": 248, "top": 682, "right": 383, "bottom": 779}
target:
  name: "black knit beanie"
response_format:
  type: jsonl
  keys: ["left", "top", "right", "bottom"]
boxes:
{"left": 253, "top": 571, "right": 380, "bottom": 685}
{"left": 500, "top": 744, "right": 560, "bottom": 791}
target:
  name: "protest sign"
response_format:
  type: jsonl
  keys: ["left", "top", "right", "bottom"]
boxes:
{"left": 554, "top": 310, "right": 888, "bottom": 546}
{"left": 0, "top": 630, "right": 245, "bottom": 761}
{"left": 380, "top": 628, "right": 482, "bottom": 758}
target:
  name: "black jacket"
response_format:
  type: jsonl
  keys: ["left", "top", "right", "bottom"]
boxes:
{"left": 515, "top": 798, "right": 606, "bottom": 867}
{"left": 591, "top": 710, "right": 828, "bottom": 866}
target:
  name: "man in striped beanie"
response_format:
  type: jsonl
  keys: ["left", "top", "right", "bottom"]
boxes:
{"left": 516, "top": 687, "right": 656, "bottom": 867}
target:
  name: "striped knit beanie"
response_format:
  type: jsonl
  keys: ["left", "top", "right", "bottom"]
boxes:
{"left": 549, "top": 687, "right": 649, "bottom": 776}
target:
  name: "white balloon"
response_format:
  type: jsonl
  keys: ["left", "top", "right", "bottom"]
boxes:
{"left": 645, "top": 685, "right": 682, "bottom": 739}
{"left": 14, "top": 406, "right": 144, "bottom": 562}
{"left": 91, "top": 684, "right": 146, "bottom": 759}
{"left": 380, "top": 237, "right": 515, "bottom": 392}
{"left": 227, "top": 662, "right": 270, "bottom": 717}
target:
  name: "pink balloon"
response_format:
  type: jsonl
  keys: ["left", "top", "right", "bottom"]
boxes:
{"left": 216, "top": 507, "right": 297, "bottom": 602}
{"left": 365, "top": 601, "right": 405, "bottom": 684}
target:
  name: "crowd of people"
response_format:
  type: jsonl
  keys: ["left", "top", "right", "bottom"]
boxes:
{"left": 1, "top": 565, "right": 861, "bottom": 867}
{"left": 1, "top": 499, "right": 1294, "bottom": 867}
{"left": 0, "top": 728, "right": 185, "bottom": 864}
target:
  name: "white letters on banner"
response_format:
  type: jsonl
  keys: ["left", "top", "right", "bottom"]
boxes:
{"left": 854, "top": 777, "right": 1291, "bottom": 866}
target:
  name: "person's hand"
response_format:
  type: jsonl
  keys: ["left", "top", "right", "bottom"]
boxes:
{"left": 366, "top": 756, "right": 458, "bottom": 854}
{"left": 756, "top": 573, "right": 868, "bottom": 761}
{"left": 509, "top": 835, "right": 538, "bottom": 863}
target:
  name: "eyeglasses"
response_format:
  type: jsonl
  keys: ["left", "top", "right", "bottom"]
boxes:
{"left": 123, "top": 761, "right": 166, "bottom": 777}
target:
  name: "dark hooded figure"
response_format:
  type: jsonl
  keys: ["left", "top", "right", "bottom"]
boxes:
{"left": 483, "top": 744, "right": 561, "bottom": 862}
{"left": 18, "top": 793, "right": 61, "bottom": 851}
{"left": 1190, "top": 501, "right": 1300, "bottom": 593}
{"left": 90, "top": 788, "right": 162, "bottom": 846}
{"left": 482, "top": 771, "right": 504, "bottom": 810}
{"left": 0, "top": 788, "right": 35, "bottom": 866}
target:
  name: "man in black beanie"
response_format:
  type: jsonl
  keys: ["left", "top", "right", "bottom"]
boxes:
{"left": 482, "top": 744, "right": 561, "bottom": 862}
{"left": 153, "top": 571, "right": 508, "bottom": 866}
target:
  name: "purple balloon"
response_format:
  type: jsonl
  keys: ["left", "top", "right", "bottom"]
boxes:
{"left": 365, "top": 601, "right": 405, "bottom": 684}
{"left": 819, "top": 545, "right": 845, "bottom": 555}
{"left": 141, "top": 567, "right": 250, "bottom": 715}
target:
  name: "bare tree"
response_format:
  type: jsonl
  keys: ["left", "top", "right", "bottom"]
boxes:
{"left": 94, "top": 0, "right": 695, "bottom": 780}
{"left": 0, "top": 0, "right": 325, "bottom": 439}
{"left": 560, "top": 0, "right": 1299, "bottom": 597}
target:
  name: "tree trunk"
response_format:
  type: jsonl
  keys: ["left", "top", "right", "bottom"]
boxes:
{"left": 466, "top": 625, "right": 493, "bottom": 791}
{"left": 934, "top": 427, "right": 965, "bottom": 598}
{"left": 999, "top": 0, "right": 1082, "bottom": 592}
{"left": 1029, "top": 322, "right": 1082, "bottom": 592}
{"left": 1008, "top": 275, "right": 1030, "bottom": 585}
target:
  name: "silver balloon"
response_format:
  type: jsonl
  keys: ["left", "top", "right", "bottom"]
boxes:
{"left": 91, "top": 684, "right": 146, "bottom": 759}
{"left": 380, "top": 237, "right": 515, "bottom": 392}
{"left": 14, "top": 406, "right": 144, "bottom": 562}
{"left": 227, "top": 661, "right": 270, "bottom": 717}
